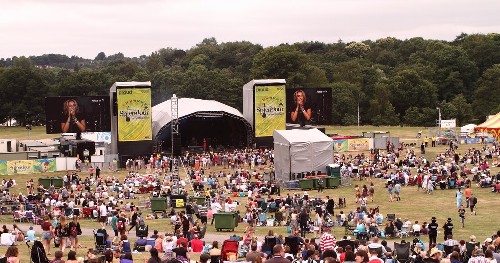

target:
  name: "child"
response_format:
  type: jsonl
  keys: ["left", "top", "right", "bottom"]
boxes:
{"left": 458, "top": 205, "right": 465, "bottom": 228}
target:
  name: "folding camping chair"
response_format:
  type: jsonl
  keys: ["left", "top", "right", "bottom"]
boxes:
{"left": 393, "top": 241, "right": 412, "bottom": 263}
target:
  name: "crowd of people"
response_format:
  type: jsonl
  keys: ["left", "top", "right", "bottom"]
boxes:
{"left": 0, "top": 137, "right": 498, "bottom": 263}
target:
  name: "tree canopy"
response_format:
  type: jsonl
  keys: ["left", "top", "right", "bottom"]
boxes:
{"left": 1, "top": 34, "right": 500, "bottom": 126}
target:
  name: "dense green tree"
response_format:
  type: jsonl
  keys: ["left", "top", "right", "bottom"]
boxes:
{"left": 251, "top": 45, "right": 310, "bottom": 88}
{"left": 0, "top": 57, "right": 49, "bottom": 124}
{"left": 388, "top": 68, "right": 438, "bottom": 120}
{"left": 472, "top": 64, "right": 500, "bottom": 121}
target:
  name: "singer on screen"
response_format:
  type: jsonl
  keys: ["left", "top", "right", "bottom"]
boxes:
{"left": 60, "top": 99, "right": 86, "bottom": 133}
{"left": 290, "top": 90, "right": 312, "bottom": 126}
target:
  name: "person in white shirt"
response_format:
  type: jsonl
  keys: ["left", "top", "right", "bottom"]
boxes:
{"left": 99, "top": 203, "right": 108, "bottom": 227}
{"left": 412, "top": 221, "right": 421, "bottom": 236}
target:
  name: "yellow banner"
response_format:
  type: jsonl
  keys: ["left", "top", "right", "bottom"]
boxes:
{"left": 175, "top": 199, "right": 185, "bottom": 208}
{"left": 348, "top": 138, "right": 370, "bottom": 151}
{"left": 254, "top": 85, "right": 286, "bottom": 137}
{"left": 7, "top": 160, "right": 33, "bottom": 174}
{"left": 117, "top": 88, "right": 152, "bottom": 141}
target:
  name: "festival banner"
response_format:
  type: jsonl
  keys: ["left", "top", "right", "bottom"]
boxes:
{"left": 347, "top": 138, "right": 370, "bottom": 151}
{"left": 0, "top": 160, "right": 7, "bottom": 175}
{"left": 7, "top": 160, "right": 34, "bottom": 174}
{"left": 254, "top": 85, "right": 286, "bottom": 137}
{"left": 117, "top": 88, "right": 152, "bottom": 141}
{"left": 333, "top": 140, "right": 348, "bottom": 152}
{"left": 33, "top": 159, "right": 57, "bottom": 173}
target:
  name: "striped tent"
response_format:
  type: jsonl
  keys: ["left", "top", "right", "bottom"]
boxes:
{"left": 475, "top": 112, "right": 500, "bottom": 138}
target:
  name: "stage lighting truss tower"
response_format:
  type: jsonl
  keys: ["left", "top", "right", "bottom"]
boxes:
{"left": 171, "top": 94, "right": 179, "bottom": 156}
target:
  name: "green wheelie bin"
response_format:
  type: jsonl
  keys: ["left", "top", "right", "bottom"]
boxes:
{"left": 214, "top": 212, "right": 237, "bottom": 231}
{"left": 299, "top": 179, "right": 314, "bottom": 190}
{"left": 189, "top": 196, "right": 206, "bottom": 206}
{"left": 38, "top": 178, "right": 51, "bottom": 189}
{"left": 151, "top": 198, "right": 167, "bottom": 212}
{"left": 51, "top": 177, "right": 64, "bottom": 188}
{"left": 326, "top": 177, "right": 340, "bottom": 188}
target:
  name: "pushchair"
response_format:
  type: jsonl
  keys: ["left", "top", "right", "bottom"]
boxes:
{"left": 393, "top": 241, "right": 412, "bottom": 263}
{"left": 221, "top": 239, "right": 239, "bottom": 261}
{"left": 94, "top": 228, "right": 108, "bottom": 254}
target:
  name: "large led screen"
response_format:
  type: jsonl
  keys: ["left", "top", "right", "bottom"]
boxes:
{"left": 45, "top": 96, "right": 111, "bottom": 134}
{"left": 286, "top": 88, "right": 332, "bottom": 126}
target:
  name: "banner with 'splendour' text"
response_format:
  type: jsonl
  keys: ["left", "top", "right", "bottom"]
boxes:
{"left": 254, "top": 85, "right": 286, "bottom": 137}
{"left": 117, "top": 88, "right": 152, "bottom": 142}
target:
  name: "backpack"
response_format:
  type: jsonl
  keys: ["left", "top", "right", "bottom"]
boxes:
{"left": 117, "top": 219, "right": 125, "bottom": 230}
{"left": 70, "top": 224, "right": 78, "bottom": 237}
{"left": 30, "top": 240, "right": 50, "bottom": 263}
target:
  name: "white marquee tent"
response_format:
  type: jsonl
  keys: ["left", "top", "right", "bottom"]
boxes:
{"left": 273, "top": 128, "right": 333, "bottom": 183}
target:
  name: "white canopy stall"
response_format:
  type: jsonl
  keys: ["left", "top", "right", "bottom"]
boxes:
{"left": 273, "top": 128, "right": 333, "bottom": 184}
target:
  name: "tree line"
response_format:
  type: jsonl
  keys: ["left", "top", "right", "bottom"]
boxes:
{"left": 1, "top": 34, "right": 500, "bottom": 127}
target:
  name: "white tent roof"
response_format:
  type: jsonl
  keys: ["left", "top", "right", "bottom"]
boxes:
{"left": 152, "top": 98, "right": 244, "bottom": 137}
{"left": 461, "top": 123, "right": 477, "bottom": 133}
{"left": 273, "top": 128, "right": 333, "bottom": 145}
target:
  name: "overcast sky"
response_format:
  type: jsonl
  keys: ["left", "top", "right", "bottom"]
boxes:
{"left": 1, "top": 0, "right": 499, "bottom": 59}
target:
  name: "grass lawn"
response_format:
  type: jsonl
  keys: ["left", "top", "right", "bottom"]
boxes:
{"left": 0, "top": 125, "right": 498, "bottom": 262}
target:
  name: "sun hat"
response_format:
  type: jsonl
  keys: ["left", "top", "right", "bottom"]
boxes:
{"left": 430, "top": 248, "right": 442, "bottom": 257}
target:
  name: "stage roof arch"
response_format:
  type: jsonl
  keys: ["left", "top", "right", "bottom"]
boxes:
{"left": 152, "top": 98, "right": 252, "bottom": 147}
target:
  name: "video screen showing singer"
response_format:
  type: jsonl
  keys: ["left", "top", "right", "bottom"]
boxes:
{"left": 289, "top": 89, "right": 312, "bottom": 126}
{"left": 60, "top": 99, "right": 86, "bottom": 134}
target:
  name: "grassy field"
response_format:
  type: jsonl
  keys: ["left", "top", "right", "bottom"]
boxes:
{"left": 0, "top": 125, "right": 498, "bottom": 262}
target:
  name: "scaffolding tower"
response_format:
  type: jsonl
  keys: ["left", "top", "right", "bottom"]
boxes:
{"left": 171, "top": 94, "right": 179, "bottom": 156}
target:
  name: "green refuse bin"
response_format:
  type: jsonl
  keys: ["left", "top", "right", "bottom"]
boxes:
{"left": 326, "top": 177, "right": 340, "bottom": 188}
{"left": 189, "top": 196, "right": 206, "bottom": 206}
{"left": 299, "top": 179, "right": 314, "bottom": 190}
{"left": 38, "top": 178, "right": 51, "bottom": 189}
{"left": 151, "top": 198, "right": 167, "bottom": 212}
{"left": 327, "top": 164, "right": 341, "bottom": 177}
{"left": 51, "top": 177, "right": 64, "bottom": 188}
{"left": 214, "top": 212, "right": 237, "bottom": 231}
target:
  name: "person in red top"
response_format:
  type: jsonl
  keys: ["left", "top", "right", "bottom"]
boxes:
{"left": 40, "top": 216, "right": 54, "bottom": 255}
{"left": 190, "top": 234, "right": 203, "bottom": 252}
{"left": 464, "top": 187, "right": 472, "bottom": 208}
{"left": 176, "top": 233, "right": 188, "bottom": 247}
{"left": 417, "top": 174, "right": 423, "bottom": 191}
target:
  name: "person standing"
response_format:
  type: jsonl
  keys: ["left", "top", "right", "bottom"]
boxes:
{"left": 456, "top": 188, "right": 463, "bottom": 208}
{"left": 41, "top": 216, "right": 54, "bottom": 256}
{"left": 387, "top": 182, "right": 394, "bottom": 202}
{"left": 89, "top": 166, "right": 95, "bottom": 179}
{"left": 464, "top": 187, "right": 472, "bottom": 208}
{"left": 111, "top": 211, "right": 119, "bottom": 243}
{"left": 469, "top": 194, "right": 477, "bottom": 215}
{"left": 99, "top": 202, "right": 108, "bottom": 228}
{"left": 299, "top": 208, "right": 309, "bottom": 238}
{"left": 458, "top": 205, "right": 466, "bottom": 228}
{"left": 317, "top": 177, "right": 324, "bottom": 193}
{"left": 428, "top": 217, "right": 438, "bottom": 245}
{"left": 69, "top": 216, "right": 82, "bottom": 252}
{"left": 394, "top": 182, "right": 401, "bottom": 201}
{"left": 96, "top": 166, "right": 101, "bottom": 179}
{"left": 443, "top": 218, "right": 454, "bottom": 241}
{"left": 128, "top": 208, "right": 138, "bottom": 234}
